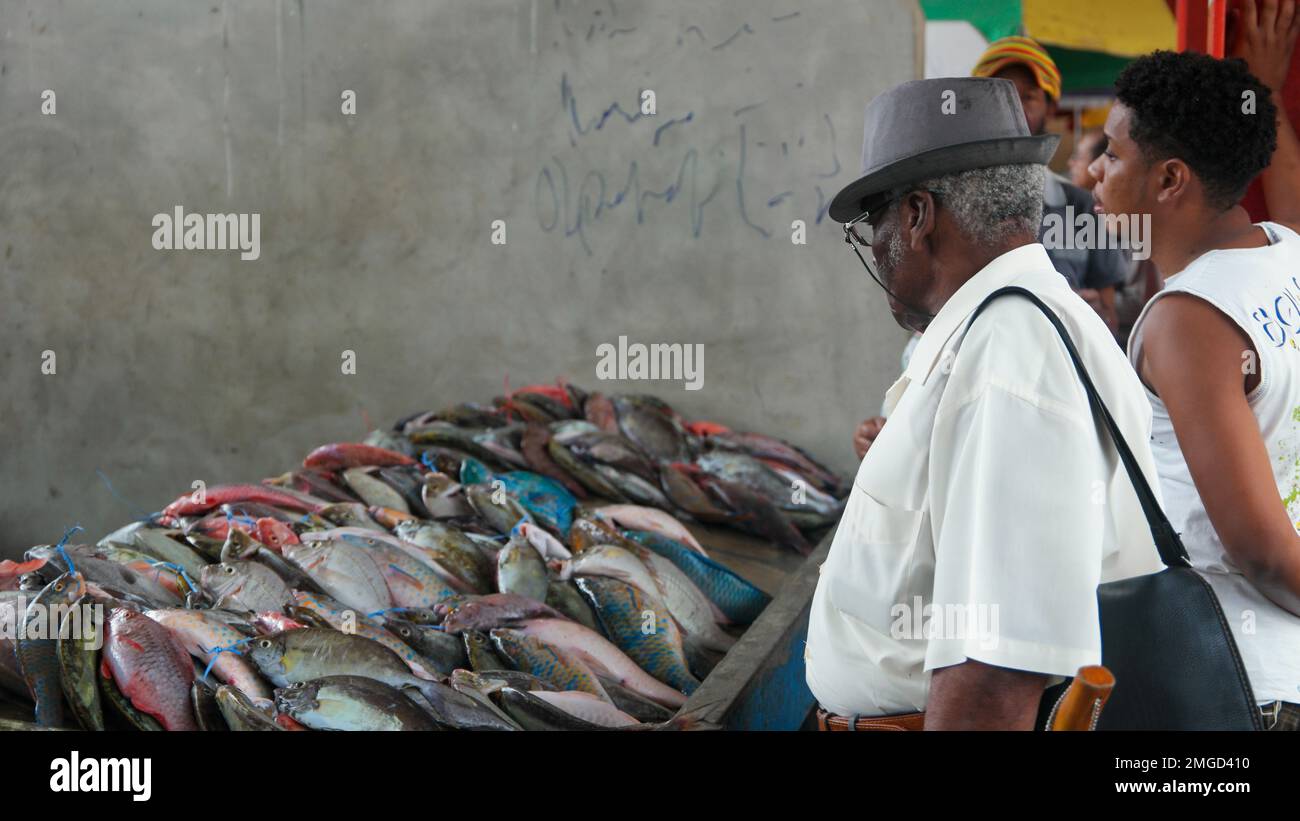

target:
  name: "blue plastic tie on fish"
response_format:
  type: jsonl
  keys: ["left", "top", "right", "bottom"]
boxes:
{"left": 146, "top": 560, "right": 199, "bottom": 593}
{"left": 198, "top": 636, "right": 252, "bottom": 682}
{"left": 420, "top": 451, "right": 438, "bottom": 472}
{"left": 52, "top": 525, "right": 83, "bottom": 576}
{"left": 94, "top": 468, "right": 155, "bottom": 522}
{"left": 222, "top": 510, "right": 258, "bottom": 528}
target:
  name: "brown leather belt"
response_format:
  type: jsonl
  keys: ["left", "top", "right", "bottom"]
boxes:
{"left": 816, "top": 708, "right": 925, "bottom": 731}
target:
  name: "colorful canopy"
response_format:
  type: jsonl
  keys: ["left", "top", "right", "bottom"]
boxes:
{"left": 920, "top": 0, "right": 1177, "bottom": 93}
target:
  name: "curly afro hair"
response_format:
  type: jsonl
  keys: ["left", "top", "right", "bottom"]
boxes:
{"left": 1115, "top": 50, "right": 1277, "bottom": 210}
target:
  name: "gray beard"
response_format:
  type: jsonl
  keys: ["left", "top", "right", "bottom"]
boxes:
{"left": 879, "top": 225, "right": 929, "bottom": 333}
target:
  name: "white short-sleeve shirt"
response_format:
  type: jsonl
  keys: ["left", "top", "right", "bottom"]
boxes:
{"left": 806, "top": 243, "right": 1165, "bottom": 717}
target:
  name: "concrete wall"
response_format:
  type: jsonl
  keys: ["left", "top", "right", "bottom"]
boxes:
{"left": 0, "top": 0, "right": 919, "bottom": 554}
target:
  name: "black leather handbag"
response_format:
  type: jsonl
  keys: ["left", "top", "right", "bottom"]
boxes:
{"left": 968, "top": 286, "right": 1262, "bottom": 731}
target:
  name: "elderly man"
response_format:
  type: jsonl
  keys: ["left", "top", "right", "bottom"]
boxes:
{"left": 852, "top": 38, "right": 1129, "bottom": 461}
{"left": 806, "top": 77, "right": 1164, "bottom": 730}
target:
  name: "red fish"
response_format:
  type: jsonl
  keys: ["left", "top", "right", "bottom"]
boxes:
{"left": 189, "top": 510, "right": 272, "bottom": 541}
{"left": 189, "top": 515, "right": 235, "bottom": 541}
{"left": 162, "top": 484, "right": 323, "bottom": 518}
{"left": 0, "top": 558, "right": 46, "bottom": 591}
{"left": 302, "top": 443, "right": 416, "bottom": 471}
{"left": 101, "top": 608, "right": 197, "bottom": 731}
{"left": 584, "top": 392, "right": 619, "bottom": 432}
{"left": 255, "top": 518, "right": 299, "bottom": 553}
{"left": 684, "top": 420, "right": 731, "bottom": 437}
{"left": 275, "top": 713, "right": 309, "bottom": 731}
{"left": 512, "top": 383, "right": 573, "bottom": 408}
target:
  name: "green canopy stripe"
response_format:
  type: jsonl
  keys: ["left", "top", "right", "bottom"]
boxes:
{"left": 920, "top": 0, "right": 1022, "bottom": 43}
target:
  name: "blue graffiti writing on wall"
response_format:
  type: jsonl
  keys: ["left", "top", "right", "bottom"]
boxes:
{"left": 537, "top": 76, "right": 841, "bottom": 253}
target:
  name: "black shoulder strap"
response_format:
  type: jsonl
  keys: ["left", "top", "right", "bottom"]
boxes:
{"left": 966, "top": 286, "right": 1191, "bottom": 569}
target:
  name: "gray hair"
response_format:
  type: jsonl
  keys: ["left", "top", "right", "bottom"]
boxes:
{"left": 888, "top": 163, "right": 1045, "bottom": 246}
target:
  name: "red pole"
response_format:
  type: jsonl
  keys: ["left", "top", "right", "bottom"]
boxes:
{"left": 1176, "top": 0, "right": 1210, "bottom": 52}
{"left": 1210, "top": 0, "right": 1228, "bottom": 55}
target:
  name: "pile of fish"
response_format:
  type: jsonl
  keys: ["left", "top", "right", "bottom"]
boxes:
{"left": 0, "top": 382, "right": 845, "bottom": 731}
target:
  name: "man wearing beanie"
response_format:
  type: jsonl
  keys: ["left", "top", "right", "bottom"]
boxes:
{"left": 974, "top": 36, "right": 1129, "bottom": 333}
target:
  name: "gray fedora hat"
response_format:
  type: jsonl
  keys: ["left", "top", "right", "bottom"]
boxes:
{"left": 828, "top": 77, "right": 1060, "bottom": 223}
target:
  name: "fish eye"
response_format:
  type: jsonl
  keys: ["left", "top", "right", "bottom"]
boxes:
{"left": 258, "top": 639, "right": 272, "bottom": 649}
{"left": 54, "top": 582, "right": 64, "bottom": 592}
{"left": 292, "top": 681, "right": 305, "bottom": 688}
{"left": 223, "top": 565, "right": 236, "bottom": 575}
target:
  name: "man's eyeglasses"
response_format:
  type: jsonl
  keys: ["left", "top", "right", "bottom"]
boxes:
{"left": 840, "top": 189, "right": 939, "bottom": 326}
{"left": 841, "top": 193, "right": 903, "bottom": 286}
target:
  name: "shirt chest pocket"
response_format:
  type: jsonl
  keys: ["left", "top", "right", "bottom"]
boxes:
{"left": 826, "top": 485, "right": 931, "bottom": 630}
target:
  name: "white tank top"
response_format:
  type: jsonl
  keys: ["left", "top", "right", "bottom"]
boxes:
{"left": 1129, "top": 222, "right": 1300, "bottom": 705}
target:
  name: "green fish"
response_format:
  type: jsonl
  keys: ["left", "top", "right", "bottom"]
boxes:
{"left": 106, "top": 525, "right": 208, "bottom": 579}
{"left": 408, "top": 423, "right": 510, "bottom": 466}
{"left": 247, "top": 628, "right": 429, "bottom": 694}
{"left": 547, "top": 439, "right": 628, "bottom": 501}
{"left": 363, "top": 427, "right": 415, "bottom": 456}
{"left": 214, "top": 685, "right": 282, "bottom": 731}
{"left": 611, "top": 395, "right": 693, "bottom": 463}
{"left": 384, "top": 618, "right": 467, "bottom": 676}
{"left": 591, "top": 464, "right": 672, "bottom": 509}
{"left": 495, "top": 687, "right": 611, "bottom": 731}
{"left": 450, "top": 668, "right": 558, "bottom": 694}
{"left": 315, "top": 502, "right": 387, "bottom": 532}
{"left": 274, "top": 676, "right": 439, "bottom": 732}
{"left": 393, "top": 520, "right": 494, "bottom": 593}
{"left": 495, "top": 538, "right": 549, "bottom": 603}
{"left": 56, "top": 597, "right": 104, "bottom": 731}
{"left": 0, "top": 718, "right": 72, "bottom": 731}
{"left": 574, "top": 576, "right": 700, "bottom": 696}
{"left": 341, "top": 468, "right": 410, "bottom": 514}
{"left": 597, "top": 675, "right": 675, "bottom": 724}
{"left": 191, "top": 680, "right": 228, "bottom": 732}
{"left": 489, "top": 628, "right": 610, "bottom": 700}
{"left": 18, "top": 572, "right": 86, "bottom": 727}
{"left": 465, "top": 483, "right": 534, "bottom": 535}
{"left": 463, "top": 630, "right": 511, "bottom": 672}
{"left": 545, "top": 580, "right": 603, "bottom": 635}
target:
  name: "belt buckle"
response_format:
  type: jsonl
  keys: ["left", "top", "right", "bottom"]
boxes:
{"left": 1261, "top": 701, "right": 1282, "bottom": 730}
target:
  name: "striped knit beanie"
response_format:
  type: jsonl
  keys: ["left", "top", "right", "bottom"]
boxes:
{"left": 971, "top": 36, "right": 1062, "bottom": 101}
